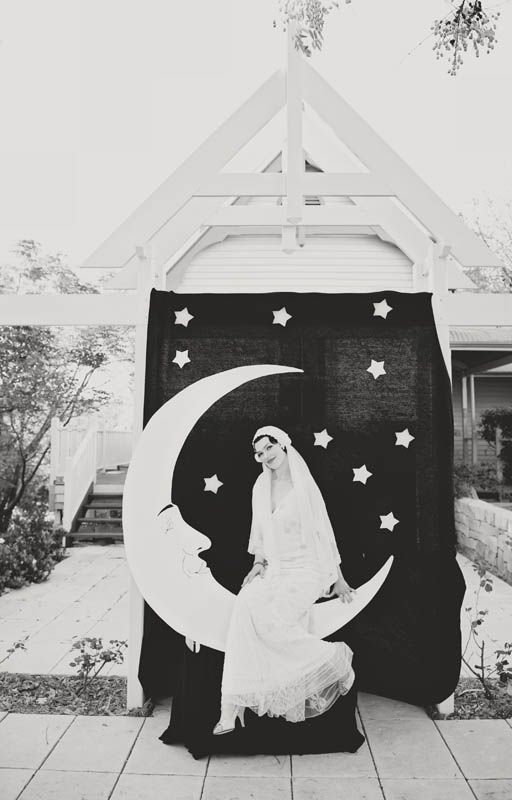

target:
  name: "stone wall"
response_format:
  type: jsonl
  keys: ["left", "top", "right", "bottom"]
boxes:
{"left": 455, "top": 498, "right": 512, "bottom": 585}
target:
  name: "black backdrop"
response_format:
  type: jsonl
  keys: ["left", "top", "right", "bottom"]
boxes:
{"left": 138, "top": 289, "right": 465, "bottom": 755}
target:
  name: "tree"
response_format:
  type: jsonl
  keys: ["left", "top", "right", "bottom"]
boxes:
{"left": 277, "top": 1, "right": 500, "bottom": 75}
{"left": 0, "top": 240, "right": 133, "bottom": 532}
{"left": 464, "top": 200, "right": 512, "bottom": 292}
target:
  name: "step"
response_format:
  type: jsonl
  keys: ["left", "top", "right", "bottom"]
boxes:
{"left": 94, "top": 485, "right": 124, "bottom": 496}
{"left": 77, "top": 518, "right": 123, "bottom": 525}
{"left": 85, "top": 502, "right": 122, "bottom": 510}
{"left": 67, "top": 531, "right": 124, "bottom": 540}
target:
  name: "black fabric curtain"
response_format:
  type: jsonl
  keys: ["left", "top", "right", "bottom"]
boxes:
{"left": 138, "top": 289, "right": 465, "bottom": 755}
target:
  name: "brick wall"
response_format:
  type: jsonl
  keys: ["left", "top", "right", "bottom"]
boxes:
{"left": 455, "top": 498, "right": 512, "bottom": 584}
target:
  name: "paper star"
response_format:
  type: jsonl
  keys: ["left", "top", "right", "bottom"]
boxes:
{"left": 367, "top": 360, "right": 386, "bottom": 380}
{"left": 314, "top": 429, "right": 333, "bottom": 449}
{"left": 373, "top": 299, "right": 393, "bottom": 319}
{"left": 273, "top": 307, "right": 292, "bottom": 327}
{"left": 204, "top": 474, "right": 223, "bottom": 494}
{"left": 380, "top": 512, "right": 399, "bottom": 532}
{"left": 172, "top": 350, "right": 191, "bottom": 369}
{"left": 174, "top": 307, "right": 194, "bottom": 327}
{"left": 395, "top": 428, "right": 415, "bottom": 448}
{"left": 353, "top": 465, "right": 373, "bottom": 485}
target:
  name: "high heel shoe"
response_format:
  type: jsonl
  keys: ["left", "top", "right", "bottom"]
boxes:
{"left": 212, "top": 706, "right": 246, "bottom": 735}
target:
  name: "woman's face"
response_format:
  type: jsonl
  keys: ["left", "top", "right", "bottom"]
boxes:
{"left": 253, "top": 436, "right": 287, "bottom": 470}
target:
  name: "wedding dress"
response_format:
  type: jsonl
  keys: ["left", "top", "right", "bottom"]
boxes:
{"left": 220, "top": 485, "right": 355, "bottom": 723}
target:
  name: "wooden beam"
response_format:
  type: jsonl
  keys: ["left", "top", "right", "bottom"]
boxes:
{"left": 194, "top": 173, "right": 393, "bottom": 196}
{"left": 466, "top": 353, "right": 512, "bottom": 374}
{"left": 358, "top": 198, "right": 432, "bottom": 266}
{"left": 204, "top": 206, "right": 378, "bottom": 227}
{"left": 302, "top": 61, "right": 502, "bottom": 268}
{"left": 0, "top": 294, "right": 138, "bottom": 325}
{"left": 196, "top": 173, "right": 285, "bottom": 196}
{"left": 83, "top": 70, "right": 286, "bottom": 268}
{"left": 285, "top": 22, "right": 303, "bottom": 223}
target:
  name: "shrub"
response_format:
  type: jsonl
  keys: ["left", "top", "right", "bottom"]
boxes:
{"left": 453, "top": 461, "right": 498, "bottom": 498}
{"left": 0, "top": 482, "right": 65, "bottom": 596}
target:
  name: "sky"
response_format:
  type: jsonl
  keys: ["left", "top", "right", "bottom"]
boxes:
{"left": 0, "top": 0, "right": 511, "bottom": 269}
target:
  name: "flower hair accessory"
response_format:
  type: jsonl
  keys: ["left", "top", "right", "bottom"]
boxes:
{"left": 252, "top": 426, "right": 292, "bottom": 449}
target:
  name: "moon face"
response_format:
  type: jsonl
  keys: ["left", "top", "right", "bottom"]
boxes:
{"left": 123, "top": 364, "right": 393, "bottom": 652}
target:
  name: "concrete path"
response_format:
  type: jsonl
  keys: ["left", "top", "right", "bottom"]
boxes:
{"left": 0, "top": 545, "right": 128, "bottom": 675}
{"left": 1, "top": 545, "right": 511, "bottom": 679}
{"left": 1, "top": 545, "right": 512, "bottom": 797}
{"left": 0, "top": 698, "right": 511, "bottom": 799}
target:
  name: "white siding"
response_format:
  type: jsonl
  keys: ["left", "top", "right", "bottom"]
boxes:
{"left": 453, "top": 375, "right": 512, "bottom": 463}
{"left": 176, "top": 234, "right": 413, "bottom": 293}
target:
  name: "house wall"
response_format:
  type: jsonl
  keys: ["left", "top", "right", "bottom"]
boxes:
{"left": 176, "top": 234, "right": 413, "bottom": 293}
{"left": 452, "top": 375, "right": 512, "bottom": 464}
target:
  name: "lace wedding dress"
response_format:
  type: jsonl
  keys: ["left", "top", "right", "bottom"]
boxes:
{"left": 221, "top": 487, "right": 355, "bottom": 723}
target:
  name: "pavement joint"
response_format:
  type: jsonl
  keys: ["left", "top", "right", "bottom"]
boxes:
{"left": 105, "top": 712, "right": 147, "bottom": 800}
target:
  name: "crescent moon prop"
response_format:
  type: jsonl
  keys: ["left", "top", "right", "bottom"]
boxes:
{"left": 123, "top": 364, "right": 393, "bottom": 652}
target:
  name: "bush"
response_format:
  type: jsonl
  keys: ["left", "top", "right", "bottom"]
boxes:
{"left": 479, "top": 408, "right": 512, "bottom": 484}
{"left": 0, "top": 482, "right": 65, "bottom": 596}
{"left": 453, "top": 461, "right": 499, "bottom": 498}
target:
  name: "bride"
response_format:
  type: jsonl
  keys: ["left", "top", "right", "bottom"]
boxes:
{"left": 213, "top": 425, "right": 356, "bottom": 735}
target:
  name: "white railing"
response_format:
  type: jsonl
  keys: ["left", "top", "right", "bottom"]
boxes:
{"left": 62, "top": 426, "right": 98, "bottom": 531}
{"left": 96, "top": 430, "right": 132, "bottom": 470}
{"left": 50, "top": 418, "right": 132, "bottom": 481}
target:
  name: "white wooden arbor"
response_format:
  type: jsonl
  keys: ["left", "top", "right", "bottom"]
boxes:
{"left": 0, "top": 28, "right": 504, "bottom": 711}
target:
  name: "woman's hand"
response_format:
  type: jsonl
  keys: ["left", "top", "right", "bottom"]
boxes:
{"left": 327, "top": 575, "right": 355, "bottom": 603}
{"left": 242, "top": 562, "right": 265, "bottom": 588}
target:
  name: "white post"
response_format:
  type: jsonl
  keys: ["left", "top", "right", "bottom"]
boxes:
{"left": 462, "top": 375, "right": 469, "bottom": 464}
{"left": 430, "top": 242, "right": 452, "bottom": 383}
{"left": 282, "top": 21, "right": 303, "bottom": 253}
{"left": 49, "top": 417, "right": 61, "bottom": 483}
{"left": 126, "top": 245, "right": 160, "bottom": 710}
{"left": 470, "top": 374, "right": 477, "bottom": 466}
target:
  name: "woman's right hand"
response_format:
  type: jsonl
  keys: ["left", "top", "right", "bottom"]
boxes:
{"left": 241, "top": 562, "right": 265, "bottom": 588}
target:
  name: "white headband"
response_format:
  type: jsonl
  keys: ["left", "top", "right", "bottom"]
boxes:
{"left": 252, "top": 426, "right": 291, "bottom": 449}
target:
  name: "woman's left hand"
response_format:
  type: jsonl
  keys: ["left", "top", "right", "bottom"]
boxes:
{"left": 327, "top": 576, "right": 355, "bottom": 603}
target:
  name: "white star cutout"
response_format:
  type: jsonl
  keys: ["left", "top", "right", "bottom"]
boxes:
{"left": 367, "top": 360, "right": 386, "bottom": 380}
{"left": 204, "top": 474, "right": 223, "bottom": 494}
{"left": 353, "top": 465, "right": 373, "bottom": 485}
{"left": 272, "top": 307, "right": 292, "bottom": 327}
{"left": 314, "top": 429, "right": 333, "bottom": 449}
{"left": 172, "top": 350, "right": 191, "bottom": 368}
{"left": 373, "top": 299, "right": 393, "bottom": 319}
{"left": 174, "top": 307, "right": 194, "bottom": 327}
{"left": 395, "top": 428, "right": 415, "bottom": 448}
{"left": 380, "top": 512, "right": 399, "bottom": 532}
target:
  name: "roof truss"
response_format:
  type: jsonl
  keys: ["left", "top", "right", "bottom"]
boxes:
{"left": 81, "top": 33, "right": 501, "bottom": 281}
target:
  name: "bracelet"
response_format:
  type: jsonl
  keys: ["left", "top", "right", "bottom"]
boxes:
{"left": 254, "top": 560, "right": 265, "bottom": 567}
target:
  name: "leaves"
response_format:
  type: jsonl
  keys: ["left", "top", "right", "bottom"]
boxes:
{"left": 432, "top": 1, "right": 499, "bottom": 76}
{"left": 0, "top": 240, "right": 134, "bottom": 530}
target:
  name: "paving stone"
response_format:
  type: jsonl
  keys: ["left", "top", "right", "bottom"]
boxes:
{"left": 18, "top": 770, "right": 117, "bottom": 800}
{"left": 292, "top": 743, "right": 376, "bottom": 778}
{"left": 381, "top": 778, "right": 475, "bottom": 799}
{"left": 469, "top": 779, "right": 512, "bottom": 799}
{"left": 0, "top": 769, "right": 34, "bottom": 800}
{"left": 436, "top": 721, "right": 512, "bottom": 779}
{"left": 42, "top": 715, "right": 143, "bottom": 773}
{"left": 364, "top": 719, "right": 461, "bottom": 779}
{"left": 293, "top": 777, "right": 383, "bottom": 799}
{"left": 208, "top": 753, "right": 290, "bottom": 777}
{"left": 124, "top": 719, "right": 206, "bottom": 775}
{"left": 202, "top": 776, "right": 291, "bottom": 800}
{"left": 358, "top": 693, "right": 427, "bottom": 720}
{"left": 0, "top": 714, "right": 73, "bottom": 769}
{"left": 112, "top": 774, "right": 203, "bottom": 799}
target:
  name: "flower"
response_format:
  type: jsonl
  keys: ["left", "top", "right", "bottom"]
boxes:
{"left": 0, "top": 538, "right": 5, "bottom": 544}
